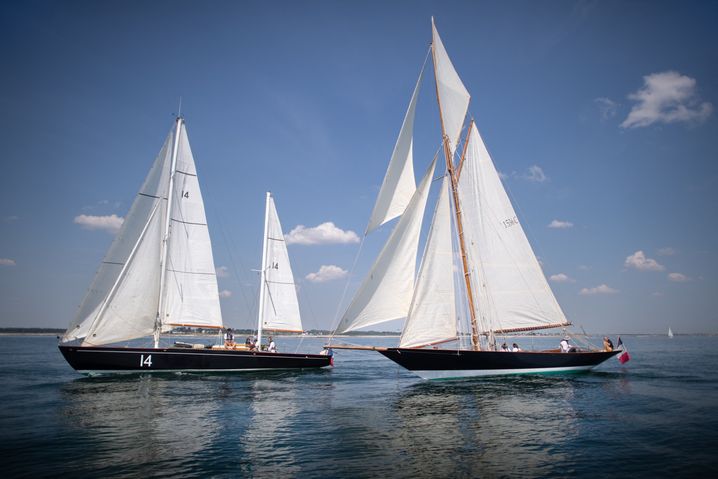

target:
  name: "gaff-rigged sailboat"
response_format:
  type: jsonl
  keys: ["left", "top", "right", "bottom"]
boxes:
{"left": 58, "top": 117, "right": 331, "bottom": 373}
{"left": 327, "top": 19, "right": 620, "bottom": 380}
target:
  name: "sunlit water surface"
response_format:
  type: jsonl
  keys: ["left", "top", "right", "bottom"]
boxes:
{"left": 1, "top": 335, "right": 716, "bottom": 477}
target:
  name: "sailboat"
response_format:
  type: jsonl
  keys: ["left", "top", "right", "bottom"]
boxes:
{"left": 327, "top": 19, "right": 620, "bottom": 379}
{"left": 58, "top": 117, "right": 331, "bottom": 373}
{"left": 668, "top": 327, "right": 674, "bottom": 338}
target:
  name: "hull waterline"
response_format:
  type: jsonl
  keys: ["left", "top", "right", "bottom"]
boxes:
{"left": 377, "top": 347, "right": 621, "bottom": 380}
{"left": 59, "top": 345, "right": 332, "bottom": 374}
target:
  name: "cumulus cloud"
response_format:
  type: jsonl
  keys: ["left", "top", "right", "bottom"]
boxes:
{"left": 218, "top": 289, "right": 232, "bottom": 298}
{"left": 0, "top": 258, "right": 16, "bottom": 266}
{"left": 522, "top": 165, "right": 548, "bottom": 183}
{"left": 215, "top": 266, "right": 229, "bottom": 278}
{"left": 657, "top": 247, "right": 676, "bottom": 256}
{"left": 74, "top": 214, "right": 124, "bottom": 234}
{"left": 305, "top": 265, "right": 348, "bottom": 283}
{"left": 580, "top": 284, "right": 619, "bottom": 295}
{"left": 668, "top": 272, "right": 691, "bottom": 283}
{"left": 548, "top": 219, "right": 574, "bottom": 229}
{"left": 595, "top": 97, "right": 618, "bottom": 120}
{"left": 285, "top": 222, "right": 360, "bottom": 245}
{"left": 621, "top": 71, "right": 713, "bottom": 128}
{"left": 549, "top": 273, "right": 575, "bottom": 283}
{"left": 624, "top": 250, "right": 665, "bottom": 271}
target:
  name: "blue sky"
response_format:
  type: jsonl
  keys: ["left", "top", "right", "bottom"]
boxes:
{"left": 1, "top": 0, "right": 716, "bottom": 334}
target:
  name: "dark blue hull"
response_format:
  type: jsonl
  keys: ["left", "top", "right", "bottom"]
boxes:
{"left": 59, "top": 345, "right": 332, "bottom": 374}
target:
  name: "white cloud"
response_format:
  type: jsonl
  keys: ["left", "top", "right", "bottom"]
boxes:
{"left": 548, "top": 219, "right": 574, "bottom": 229}
{"left": 578, "top": 265, "right": 590, "bottom": 271}
{"left": 218, "top": 289, "right": 232, "bottom": 298}
{"left": 285, "top": 222, "right": 360, "bottom": 245}
{"left": 595, "top": 97, "right": 618, "bottom": 120}
{"left": 657, "top": 247, "right": 676, "bottom": 256}
{"left": 215, "top": 266, "right": 230, "bottom": 278}
{"left": 74, "top": 214, "right": 124, "bottom": 234}
{"left": 0, "top": 258, "right": 16, "bottom": 266}
{"left": 621, "top": 71, "right": 713, "bottom": 128}
{"left": 305, "top": 265, "right": 348, "bottom": 283}
{"left": 624, "top": 250, "right": 665, "bottom": 272}
{"left": 580, "top": 284, "right": 619, "bottom": 295}
{"left": 668, "top": 272, "right": 691, "bottom": 283}
{"left": 4, "top": 215, "right": 19, "bottom": 223}
{"left": 522, "top": 165, "right": 548, "bottom": 183}
{"left": 549, "top": 273, "right": 575, "bottom": 283}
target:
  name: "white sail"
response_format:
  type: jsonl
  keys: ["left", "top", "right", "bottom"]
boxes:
{"left": 432, "top": 17, "right": 470, "bottom": 155}
{"left": 162, "top": 123, "right": 222, "bottom": 330}
{"left": 68, "top": 130, "right": 174, "bottom": 345}
{"left": 668, "top": 327, "right": 674, "bottom": 338}
{"left": 400, "top": 175, "right": 457, "bottom": 348}
{"left": 336, "top": 157, "right": 437, "bottom": 333}
{"left": 260, "top": 195, "right": 303, "bottom": 332}
{"left": 458, "top": 123, "right": 569, "bottom": 333}
{"left": 365, "top": 68, "right": 424, "bottom": 234}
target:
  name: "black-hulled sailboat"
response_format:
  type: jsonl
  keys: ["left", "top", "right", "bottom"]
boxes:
{"left": 59, "top": 117, "right": 331, "bottom": 373}
{"left": 327, "top": 19, "right": 620, "bottom": 379}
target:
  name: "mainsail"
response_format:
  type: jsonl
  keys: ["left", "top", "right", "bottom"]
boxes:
{"left": 336, "top": 158, "right": 437, "bottom": 333}
{"left": 259, "top": 194, "right": 303, "bottom": 333}
{"left": 63, "top": 119, "right": 223, "bottom": 346}
{"left": 400, "top": 175, "right": 457, "bottom": 348}
{"left": 457, "top": 122, "right": 569, "bottom": 333}
{"left": 365, "top": 67, "right": 423, "bottom": 234}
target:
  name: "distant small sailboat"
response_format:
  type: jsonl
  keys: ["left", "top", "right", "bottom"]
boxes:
{"left": 668, "top": 327, "right": 674, "bottom": 338}
{"left": 327, "top": 18, "right": 620, "bottom": 379}
{"left": 58, "top": 117, "right": 331, "bottom": 373}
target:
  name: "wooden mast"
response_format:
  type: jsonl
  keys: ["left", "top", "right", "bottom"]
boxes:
{"left": 430, "top": 26, "right": 481, "bottom": 351}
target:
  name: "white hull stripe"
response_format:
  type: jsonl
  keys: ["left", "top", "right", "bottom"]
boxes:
{"left": 413, "top": 365, "right": 595, "bottom": 380}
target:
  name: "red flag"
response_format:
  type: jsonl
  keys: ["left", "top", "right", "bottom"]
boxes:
{"left": 616, "top": 337, "right": 630, "bottom": 364}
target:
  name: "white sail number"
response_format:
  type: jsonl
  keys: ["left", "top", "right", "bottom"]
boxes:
{"left": 140, "top": 354, "right": 153, "bottom": 367}
{"left": 501, "top": 216, "right": 519, "bottom": 229}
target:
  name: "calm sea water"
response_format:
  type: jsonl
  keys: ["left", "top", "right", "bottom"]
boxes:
{"left": 1, "top": 335, "right": 717, "bottom": 478}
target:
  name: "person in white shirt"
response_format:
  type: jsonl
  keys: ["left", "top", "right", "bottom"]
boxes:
{"left": 560, "top": 338, "right": 571, "bottom": 353}
{"left": 512, "top": 343, "right": 521, "bottom": 352}
{"left": 267, "top": 336, "right": 277, "bottom": 353}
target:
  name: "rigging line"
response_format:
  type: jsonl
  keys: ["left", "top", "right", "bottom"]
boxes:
{"left": 327, "top": 233, "right": 366, "bottom": 341}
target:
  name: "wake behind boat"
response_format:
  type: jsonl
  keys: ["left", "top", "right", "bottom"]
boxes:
{"left": 327, "top": 19, "right": 621, "bottom": 379}
{"left": 59, "top": 117, "right": 331, "bottom": 374}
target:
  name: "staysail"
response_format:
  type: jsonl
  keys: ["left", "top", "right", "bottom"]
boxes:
{"left": 457, "top": 122, "right": 569, "bottom": 333}
{"left": 400, "top": 175, "right": 457, "bottom": 348}
{"left": 63, "top": 119, "right": 223, "bottom": 346}
{"left": 365, "top": 67, "right": 424, "bottom": 234}
{"left": 432, "top": 17, "right": 470, "bottom": 156}
{"left": 259, "top": 195, "right": 303, "bottom": 333}
{"left": 336, "top": 157, "right": 437, "bottom": 333}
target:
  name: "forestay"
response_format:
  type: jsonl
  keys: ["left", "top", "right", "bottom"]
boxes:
{"left": 457, "top": 123, "right": 569, "bottom": 333}
{"left": 400, "top": 175, "right": 457, "bottom": 348}
{"left": 432, "top": 17, "right": 470, "bottom": 156}
{"left": 365, "top": 67, "right": 423, "bottom": 234}
{"left": 336, "top": 158, "right": 437, "bottom": 333}
{"left": 260, "top": 195, "right": 303, "bottom": 332}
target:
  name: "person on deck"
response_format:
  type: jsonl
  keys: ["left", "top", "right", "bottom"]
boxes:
{"left": 603, "top": 336, "right": 614, "bottom": 351}
{"left": 500, "top": 343, "right": 509, "bottom": 352}
{"left": 560, "top": 337, "right": 573, "bottom": 353}
{"left": 224, "top": 328, "right": 235, "bottom": 348}
{"left": 512, "top": 343, "right": 521, "bottom": 352}
{"left": 267, "top": 336, "right": 277, "bottom": 353}
{"left": 245, "top": 336, "right": 254, "bottom": 350}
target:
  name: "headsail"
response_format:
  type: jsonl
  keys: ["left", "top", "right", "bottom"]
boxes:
{"left": 365, "top": 66, "right": 424, "bottom": 234}
{"left": 63, "top": 120, "right": 223, "bottom": 346}
{"left": 259, "top": 195, "right": 303, "bottom": 333}
{"left": 432, "top": 17, "right": 470, "bottom": 155}
{"left": 161, "top": 122, "right": 223, "bottom": 331}
{"left": 400, "top": 175, "right": 457, "bottom": 348}
{"left": 458, "top": 122, "right": 570, "bottom": 333}
{"left": 336, "top": 157, "right": 437, "bottom": 334}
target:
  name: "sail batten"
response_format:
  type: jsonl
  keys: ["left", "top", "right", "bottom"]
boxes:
{"left": 337, "top": 158, "right": 437, "bottom": 334}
